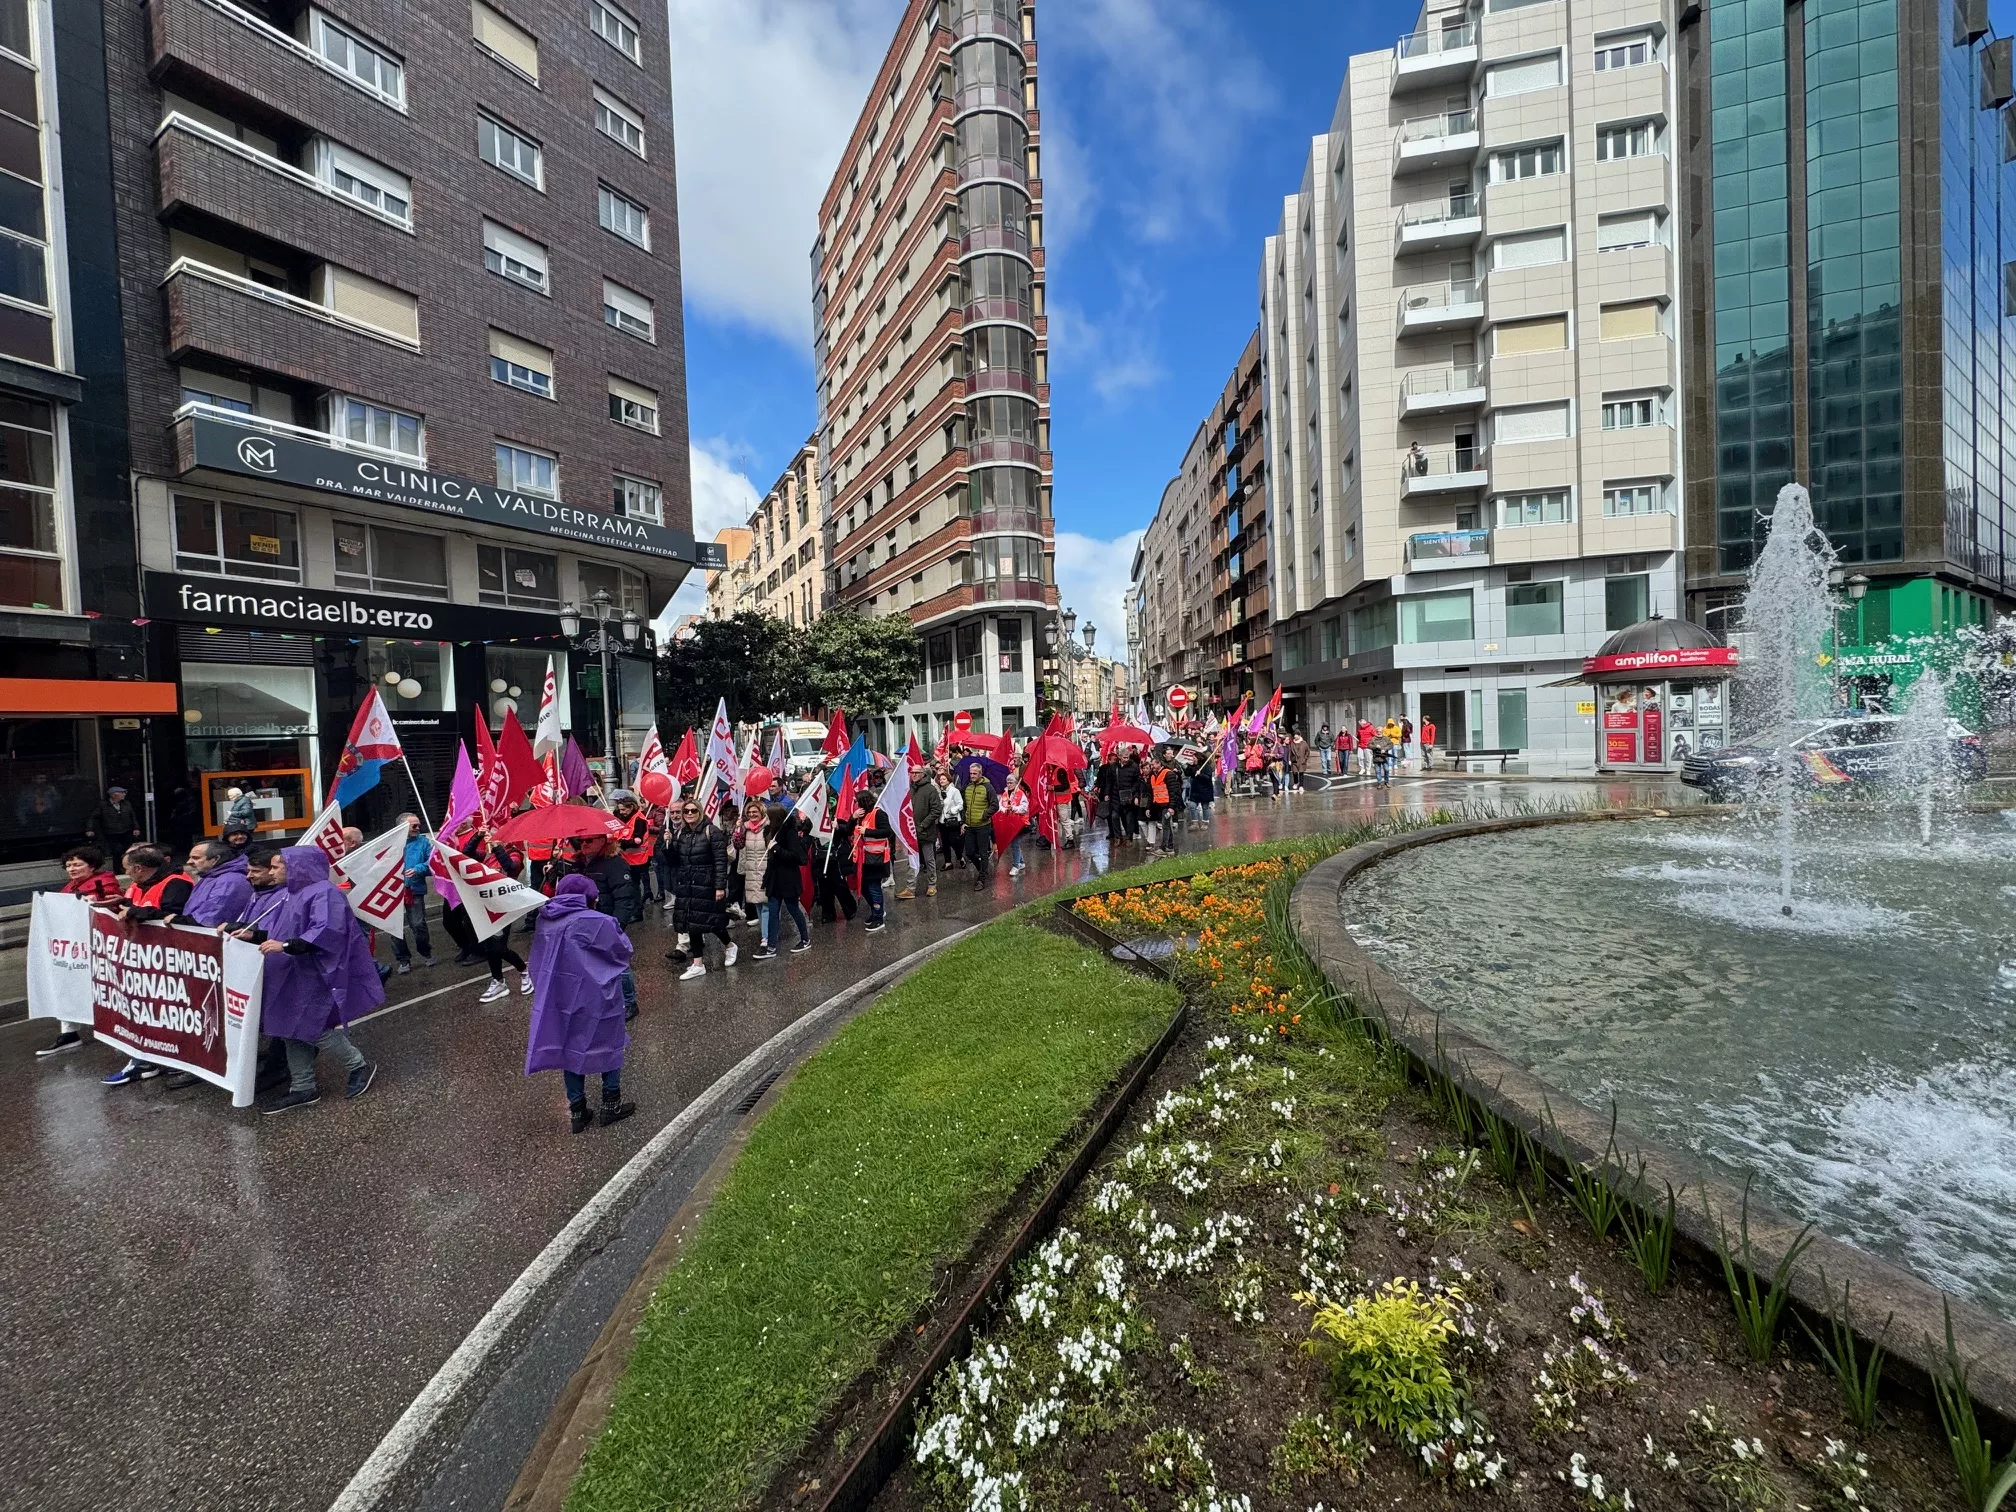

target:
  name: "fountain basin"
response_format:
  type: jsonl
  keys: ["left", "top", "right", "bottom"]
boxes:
{"left": 1291, "top": 810, "right": 2016, "bottom": 1419}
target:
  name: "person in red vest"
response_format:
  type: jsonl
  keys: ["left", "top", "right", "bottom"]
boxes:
{"left": 33, "top": 847, "right": 122, "bottom": 1060}
{"left": 607, "top": 790, "right": 658, "bottom": 905}
{"left": 100, "top": 845, "right": 195, "bottom": 1087}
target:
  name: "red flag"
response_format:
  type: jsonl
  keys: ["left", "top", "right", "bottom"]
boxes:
{"left": 498, "top": 708, "right": 543, "bottom": 803}
{"left": 669, "top": 728, "right": 701, "bottom": 787}
{"left": 989, "top": 729, "right": 1014, "bottom": 766}
{"left": 822, "top": 708, "right": 849, "bottom": 759}
{"left": 835, "top": 766, "right": 862, "bottom": 823}
{"left": 903, "top": 735, "right": 925, "bottom": 773}
{"left": 473, "top": 717, "right": 511, "bottom": 827}
{"left": 1260, "top": 686, "right": 1284, "bottom": 726}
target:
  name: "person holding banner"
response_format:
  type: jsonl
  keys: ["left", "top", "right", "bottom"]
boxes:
{"left": 248, "top": 846, "right": 385, "bottom": 1113}
{"left": 33, "top": 847, "right": 120, "bottom": 1060}
{"left": 526, "top": 873, "right": 635, "bottom": 1134}
{"left": 177, "top": 839, "right": 255, "bottom": 929}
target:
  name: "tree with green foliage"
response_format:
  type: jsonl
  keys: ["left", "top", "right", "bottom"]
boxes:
{"left": 654, "top": 613, "right": 809, "bottom": 730}
{"left": 803, "top": 611, "right": 922, "bottom": 718}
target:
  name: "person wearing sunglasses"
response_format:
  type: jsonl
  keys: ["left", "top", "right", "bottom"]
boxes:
{"left": 662, "top": 799, "right": 731, "bottom": 980}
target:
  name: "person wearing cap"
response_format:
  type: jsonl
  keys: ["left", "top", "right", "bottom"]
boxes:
{"left": 86, "top": 784, "right": 141, "bottom": 871}
{"left": 526, "top": 873, "right": 635, "bottom": 1133}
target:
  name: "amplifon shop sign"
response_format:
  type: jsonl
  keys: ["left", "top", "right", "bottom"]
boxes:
{"left": 188, "top": 414, "right": 728, "bottom": 568}
{"left": 1581, "top": 645, "right": 1738, "bottom": 679}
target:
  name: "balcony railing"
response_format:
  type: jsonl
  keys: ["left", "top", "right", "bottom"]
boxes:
{"left": 156, "top": 113, "right": 414, "bottom": 234}
{"left": 954, "top": 82, "right": 1023, "bottom": 115}
{"left": 967, "top": 366, "right": 1038, "bottom": 397}
{"left": 962, "top": 296, "right": 1036, "bottom": 327}
{"left": 1399, "top": 366, "right": 1488, "bottom": 413}
{"left": 1406, "top": 529, "right": 1492, "bottom": 568}
{"left": 1397, "top": 278, "right": 1485, "bottom": 329}
{"left": 960, "top": 224, "right": 1031, "bottom": 257}
{"left": 1397, "top": 192, "right": 1480, "bottom": 231}
{"left": 162, "top": 256, "right": 422, "bottom": 352}
{"left": 1397, "top": 108, "right": 1475, "bottom": 144}
{"left": 953, "top": 8, "right": 1023, "bottom": 45}
{"left": 172, "top": 399, "right": 427, "bottom": 465}
{"left": 1398, "top": 444, "right": 1489, "bottom": 494}
{"left": 969, "top": 439, "right": 1042, "bottom": 466}
{"left": 957, "top": 152, "right": 1028, "bottom": 188}
{"left": 1397, "top": 21, "right": 1478, "bottom": 58}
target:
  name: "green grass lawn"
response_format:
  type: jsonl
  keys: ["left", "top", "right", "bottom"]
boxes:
{"left": 567, "top": 917, "right": 1180, "bottom": 1512}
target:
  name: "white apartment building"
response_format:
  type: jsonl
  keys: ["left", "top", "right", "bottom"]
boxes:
{"left": 1258, "top": 0, "right": 1682, "bottom": 768}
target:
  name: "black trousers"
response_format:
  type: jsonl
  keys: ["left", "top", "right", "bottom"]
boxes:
{"left": 819, "top": 870, "right": 857, "bottom": 921}
{"left": 963, "top": 825, "right": 993, "bottom": 882}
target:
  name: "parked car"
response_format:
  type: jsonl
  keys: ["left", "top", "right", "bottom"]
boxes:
{"left": 1680, "top": 713, "right": 1986, "bottom": 798}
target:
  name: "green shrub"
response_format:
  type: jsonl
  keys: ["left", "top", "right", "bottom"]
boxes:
{"left": 1298, "top": 1279, "right": 1462, "bottom": 1443}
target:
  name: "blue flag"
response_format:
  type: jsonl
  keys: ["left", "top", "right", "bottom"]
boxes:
{"left": 829, "top": 732, "right": 870, "bottom": 792}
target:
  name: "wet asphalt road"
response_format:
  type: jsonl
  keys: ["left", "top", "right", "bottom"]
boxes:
{"left": 0, "top": 778, "right": 1685, "bottom": 1512}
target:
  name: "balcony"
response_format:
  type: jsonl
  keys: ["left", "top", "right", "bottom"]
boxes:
{"left": 1406, "top": 529, "right": 1491, "bottom": 570}
{"left": 952, "top": 8, "right": 1023, "bottom": 45}
{"left": 1393, "top": 109, "right": 1479, "bottom": 174}
{"left": 960, "top": 223, "right": 1030, "bottom": 258}
{"left": 154, "top": 114, "right": 413, "bottom": 269}
{"left": 956, "top": 151, "right": 1028, "bottom": 189}
{"left": 954, "top": 83, "right": 1024, "bottom": 116}
{"left": 1399, "top": 444, "right": 1489, "bottom": 498}
{"left": 1397, "top": 278, "right": 1485, "bottom": 334}
{"left": 969, "top": 438, "right": 1041, "bottom": 466}
{"left": 169, "top": 398, "right": 426, "bottom": 469}
{"left": 1399, "top": 364, "right": 1488, "bottom": 417}
{"left": 162, "top": 258, "right": 420, "bottom": 392}
{"left": 1393, "top": 22, "right": 1479, "bottom": 91}
{"left": 962, "top": 295, "right": 1036, "bottom": 328}
{"left": 1394, "top": 191, "right": 1483, "bottom": 253}
{"left": 967, "top": 366, "right": 1037, "bottom": 398}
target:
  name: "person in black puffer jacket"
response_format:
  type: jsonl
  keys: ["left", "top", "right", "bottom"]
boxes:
{"left": 664, "top": 798, "right": 730, "bottom": 978}
{"left": 754, "top": 804, "right": 811, "bottom": 958}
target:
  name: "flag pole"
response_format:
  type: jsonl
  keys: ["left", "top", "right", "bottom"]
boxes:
{"left": 397, "top": 752, "right": 437, "bottom": 836}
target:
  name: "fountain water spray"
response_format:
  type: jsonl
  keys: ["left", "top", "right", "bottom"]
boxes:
{"left": 1736, "top": 484, "right": 1840, "bottom": 914}
{"left": 1902, "top": 669, "right": 1956, "bottom": 846}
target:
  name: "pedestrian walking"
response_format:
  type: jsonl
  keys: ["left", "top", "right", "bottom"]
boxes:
{"left": 1419, "top": 714, "right": 1438, "bottom": 770}
{"left": 900, "top": 761, "right": 943, "bottom": 899}
{"left": 819, "top": 811, "right": 859, "bottom": 923}
{"left": 1400, "top": 715, "right": 1416, "bottom": 773}
{"left": 1371, "top": 734, "right": 1395, "bottom": 786}
{"left": 243, "top": 846, "right": 384, "bottom": 1113}
{"left": 1001, "top": 782, "right": 1030, "bottom": 874}
{"left": 756, "top": 803, "right": 812, "bottom": 957}
{"left": 609, "top": 791, "right": 658, "bottom": 905}
{"left": 525, "top": 873, "right": 635, "bottom": 1134}
{"left": 222, "top": 786, "right": 258, "bottom": 831}
{"left": 1288, "top": 733, "right": 1313, "bottom": 793}
{"left": 1142, "top": 755, "right": 1173, "bottom": 851}
{"left": 1186, "top": 760, "right": 1215, "bottom": 832}
{"left": 1356, "top": 718, "right": 1376, "bottom": 776}
{"left": 1116, "top": 752, "right": 1145, "bottom": 840}
{"left": 86, "top": 784, "right": 140, "bottom": 871}
{"left": 731, "top": 805, "right": 770, "bottom": 941}
{"left": 934, "top": 768, "right": 963, "bottom": 873}
{"left": 857, "top": 801, "right": 896, "bottom": 929}
{"left": 387, "top": 813, "right": 436, "bottom": 974}
{"left": 959, "top": 763, "right": 998, "bottom": 886}
{"left": 664, "top": 798, "right": 732, "bottom": 978}
{"left": 1335, "top": 723, "right": 1356, "bottom": 777}
{"left": 1316, "top": 723, "right": 1333, "bottom": 775}
{"left": 177, "top": 838, "right": 254, "bottom": 928}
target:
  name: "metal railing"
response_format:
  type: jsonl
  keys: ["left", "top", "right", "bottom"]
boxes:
{"left": 1397, "top": 21, "right": 1478, "bottom": 57}
{"left": 967, "top": 367, "right": 1038, "bottom": 396}
{"left": 1398, "top": 443, "right": 1489, "bottom": 478}
{"left": 1397, "top": 191, "right": 1480, "bottom": 229}
{"left": 959, "top": 224, "right": 1030, "bottom": 257}
{"left": 1400, "top": 364, "right": 1485, "bottom": 398}
{"left": 172, "top": 399, "right": 428, "bottom": 465}
{"left": 1398, "top": 278, "right": 1484, "bottom": 314}
{"left": 1397, "top": 108, "right": 1476, "bottom": 143}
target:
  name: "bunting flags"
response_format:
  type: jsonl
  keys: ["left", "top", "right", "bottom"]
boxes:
{"left": 498, "top": 708, "right": 544, "bottom": 803}
{"left": 332, "top": 822, "right": 411, "bottom": 935}
{"left": 328, "top": 689, "right": 403, "bottom": 806}
{"left": 533, "top": 655, "right": 563, "bottom": 759}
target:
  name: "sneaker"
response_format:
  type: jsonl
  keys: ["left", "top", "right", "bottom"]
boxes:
{"left": 262, "top": 1087, "right": 321, "bottom": 1115}
{"left": 102, "top": 1060, "right": 142, "bottom": 1086}
{"left": 137, "top": 1063, "right": 164, "bottom": 1081}
{"left": 660, "top": 897, "right": 676, "bottom": 913}
{"left": 679, "top": 960, "right": 707, "bottom": 981}
{"left": 396, "top": 962, "right": 411, "bottom": 975}
{"left": 1010, "top": 864, "right": 1025, "bottom": 876}
{"left": 478, "top": 980, "right": 510, "bottom": 1003}
{"left": 926, "top": 885, "right": 937, "bottom": 897}
{"left": 663, "top": 948, "right": 689, "bottom": 964}
{"left": 345, "top": 1062, "right": 377, "bottom": 1100}
{"left": 865, "top": 919, "right": 887, "bottom": 932}
{"left": 752, "top": 945, "right": 777, "bottom": 960}
{"left": 896, "top": 887, "right": 915, "bottom": 900}
{"left": 790, "top": 939, "right": 812, "bottom": 954}
{"left": 419, "top": 956, "right": 436, "bottom": 968}
{"left": 519, "top": 972, "right": 535, "bottom": 995}
{"left": 724, "top": 942, "right": 739, "bottom": 967}
{"left": 36, "top": 1030, "right": 83, "bottom": 1058}
{"left": 163, "top": 1071, "right": 200, "bottom": 1091}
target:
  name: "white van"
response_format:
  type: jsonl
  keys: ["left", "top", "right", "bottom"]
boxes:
{"left": 763, "top": 719, "right": 833, "bottom": 779}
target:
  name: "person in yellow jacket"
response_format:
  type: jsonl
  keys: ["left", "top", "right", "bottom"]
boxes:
{"left": 1381, "top": 717, "right": 1406, "bottom": 775}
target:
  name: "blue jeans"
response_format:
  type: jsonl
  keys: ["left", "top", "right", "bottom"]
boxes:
{"left": 863, "top": 877, "right": 885, "bottom": 922}
{"left": 563, "top": 1068, "right": 621, "bottom": 1104}
{"left": 1007, "top": 834, "right": 1026, "bottom": 869}
{"left": 764, "top": 896, "right": 810, "bottom": 948}
{"left": 389, "top": 894, "right": 432, "bottom": 963}
{"left": 620, "top": 968, "right": 637, "bottom": 1020}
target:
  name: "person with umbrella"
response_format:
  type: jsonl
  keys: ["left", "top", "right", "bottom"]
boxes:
{"left": 525, "top": 873, "right": 634, "bottom": 1133}
{"left": 954, "top": 754, "right": 1002, "bottom": 888}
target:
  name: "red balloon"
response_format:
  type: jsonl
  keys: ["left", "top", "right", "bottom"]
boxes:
{"left": 637, "top": 770, "right": 674, "bottom": 808}
{"left": 743, "top": 767, "right": 775, "bottom": 797}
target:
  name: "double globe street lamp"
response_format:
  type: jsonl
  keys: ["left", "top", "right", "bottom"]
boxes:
{"left": 558, "top": 587, "right": 642, "bottom": 788}
{"left": 1047, "top": 608, "right": 1097, "bottom": 715}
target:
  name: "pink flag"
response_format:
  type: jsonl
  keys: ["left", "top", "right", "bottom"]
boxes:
{"left": 302, "top": 799, "right": 346, "bottom": 864}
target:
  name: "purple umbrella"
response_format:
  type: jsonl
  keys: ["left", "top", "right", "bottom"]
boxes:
{"left": 951, "top": 754, "right": 1010, "bottom": 791}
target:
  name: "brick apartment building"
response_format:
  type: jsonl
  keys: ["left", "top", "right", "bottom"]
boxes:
{"left": 86, "top": 0, "right": 709, "bottom": 838}
{"left": 813, "top": 0, "right": 1057, "bottom": 751}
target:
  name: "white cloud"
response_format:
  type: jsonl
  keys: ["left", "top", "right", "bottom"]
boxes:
{"left": 1054, "top": 529, "right": 1143, "bottom": 660}
{"left": 657, "top": 440, "right": 762, "bottom": 629}
{"left": 667, "top": 0, "right": 902, "bottom": 346}
{"left": 1047, "top": 285, "right": 1166, "bottom": 406}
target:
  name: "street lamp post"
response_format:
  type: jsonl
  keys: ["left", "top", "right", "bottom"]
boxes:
{"left": 1046, "top": 609, "right": 1098, "bottom": 716}
{"left": 558, "top": 587, "right": 642, "bottom": 788}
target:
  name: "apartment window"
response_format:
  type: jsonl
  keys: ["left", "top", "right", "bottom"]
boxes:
{"left": 477, "top": 543, "right": 559, "bottom": 608}
{"left": 591, "top": 0, "right": 642, "bottom": 64}
{"left": 1596, "top": 121, "right": 1658, "bottom": 161}
{"left": 1496, "top": 489, "right": 1573, "bottom": 526}
{"left": 594, "top": 88, "right": 646, "bottom": 157}
{"left": 1494, "top": 401, "right": 1571, "bottom": 443}
{"left": 613, "top": 473, "right": 663, "bottom": 523}
{"left": 314, "top": 141, "right": 411, "bottom": 225}
{"left": 1492, "top": 227, "right": 1567, "bottom": 270}
{"left": 1506, "top": 581, "right": 1565, "bottom": 637}
{"left": 310, "top": 11, "right": 404, "bottom": 105}
{"left": 597, "top": 184, "right": 649, "bottom": 248}
{"left": 334, "top": 519, "right": 448, "bottom": 598}
{"left": 0, "top": 397, "right": 59, "bottom": 609}
{"left": 1605, "top": 573, "right": 1651, "bottom": 630}
{"left": 478, "top": 113, "right": 542, "bottom": 187}
{"left": 489, "top": 329, "right": 554, "bottom": 397}
{"left": 472, "top": 1, "right": 539, "bottom": 82}
{"left": 1599, "top": 300, "right": 1662, "bottom": 340}
{"left": 172, "top": 494, "right": 301, "bottom": 583}
{"left": 1594, "top": 34, "right": 1654, "bottom": 70}
{"left": 181, "top": 374, "right": 253, "bottom": 414}
{"left": 310, "top": 264, "right": 420, "bottom": 344}
{"left": 1399, "top": 590, "right": 1474, "bottom": 644}
{"left": 602, "top": 278, "right": 654, "bottom": 340}
{"left": 483, "top": 219, "right": 549, "bottom": 293}
{"left": 494, "top": 441, "right": 558, "bottom": 497}
{"left": 1597, "top": 210, "right": 1662, "bottom": 250}
{"left": 608, "top": 376, "right": 659, "bottom": 434}
{"left": 327, "top": 395, "right": 424, "bottom": 458}
{"left": 1494, "top": 315, "right": 1569, "bottom": 355}
{"left": 1485, "top": 52, "right": 1562, "bottom": 96}
{"left": 1601, "top": 391, "right": 1665, "bottom": 429}
{"left": 1603, "top": 480, "right": 1667, "bottom": 516}
{"left": 1489, "top": 141, "right": 1564, "bottom": 181}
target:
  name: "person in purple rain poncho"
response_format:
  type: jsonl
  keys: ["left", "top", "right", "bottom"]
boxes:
{"left": 526, "top": 873, "right": 635, "bottom": 1134}
{"left": 174, "top": 839, "right": 255, "bottom": 928}
{"left": 245, "top": 845, "right": 385, "bottom": 1115}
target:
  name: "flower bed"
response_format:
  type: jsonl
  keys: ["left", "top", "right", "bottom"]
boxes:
{"left": 873, "top": 856, "right": 1959, "bottom": 1512}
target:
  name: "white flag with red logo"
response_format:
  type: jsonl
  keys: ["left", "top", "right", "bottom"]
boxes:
{"left": 637, "top": 724, "right": 668, "bottom": 783}
{"left": 332, "top": 822, "right": 410, "bottom": 936}
{"left": 792, "top": 774, "right": 836, "bottom": 842}
{"left": 302, "top": 800, "right": 347, "bottom": 865}
{"left": 429, "top": 840, "right": 545, "bottom": 941}
{"left": 533, "top": 655, "right": 563, "bottom": 759}
{"left": 767, "top": 728, "right": 787, "bottom": 779}
{"left": 875, "top": 757, "right": 920, "bottom": 868}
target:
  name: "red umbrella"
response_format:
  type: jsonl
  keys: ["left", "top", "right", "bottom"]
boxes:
{"left": 490, "top": 802, "right": 624, "bottom": 845}
{"left": 1097, "top": 723, "right": 1156, "bottom": 755}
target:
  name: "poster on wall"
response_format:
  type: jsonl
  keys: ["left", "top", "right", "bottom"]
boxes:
{"left": 1603, "top": 688, "right": 1641, "bottom": 764}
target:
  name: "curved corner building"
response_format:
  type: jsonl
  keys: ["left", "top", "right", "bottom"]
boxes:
{"left": 813, "top": 0, "right": 1056, "bottom": 751}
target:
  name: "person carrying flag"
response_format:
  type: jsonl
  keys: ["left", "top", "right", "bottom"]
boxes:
{"left": 855, "top": 786, "right": 896, "bottom": 931}
{"left": 608, "top": 790, "right": 657, "bottom": 903}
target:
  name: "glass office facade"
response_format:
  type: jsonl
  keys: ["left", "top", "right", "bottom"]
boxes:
{"left": 1709, "top": 0, "right": 1793, "bottom": 573}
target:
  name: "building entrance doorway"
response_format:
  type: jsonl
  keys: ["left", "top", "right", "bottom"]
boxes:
{"left": 1418, "top": 690, "right": 1467, "bottom": 759}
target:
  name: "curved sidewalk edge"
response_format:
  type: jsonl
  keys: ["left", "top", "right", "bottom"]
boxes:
{"left": 1290, "top": 811, "right": 2016, "bottom": 1431}
{"left": 328, "top": 923, "right": 991, "bottom": 1512}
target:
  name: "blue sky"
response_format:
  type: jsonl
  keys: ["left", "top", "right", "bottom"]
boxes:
{"left": 665, "top": 0, "right": 2016, "bottom": 633}
{"left": 663, "top": 0, "right": 1399, "bottom": 633}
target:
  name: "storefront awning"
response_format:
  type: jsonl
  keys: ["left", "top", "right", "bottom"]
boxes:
{"left": 0, "top": 678, "right": 180, "bottom": 718}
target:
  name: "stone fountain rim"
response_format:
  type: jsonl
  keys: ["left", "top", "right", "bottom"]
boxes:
{"left": 1290, "top": 807, "right": 2016, "bottom": 1430}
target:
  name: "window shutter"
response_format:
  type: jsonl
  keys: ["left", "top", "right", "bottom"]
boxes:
{"left": 608, "top": 375, "right": 658, "bottom": 408}
{"left": 1494, "top": 228, "right": 1567, "bottom": 269}
{"left": 1486, "top": 53, "right": 1561, "bottom": 96}
{"left": 483, "top": 220, "right": 547, "bottom": 272}
{"left": 318, "top": 266, "right": 418, "bottom": 343}
{"left": 488, "top": 328, "right": 553, "bottom": 375}
{"left": 1599, "top": 300, "right": 1661, "bottom": 339}
{"left": 603, "top": 279, "right": 654, "bottom": 332}
{"left": 1597, "top": 212, "right": 1656, "bottom": 250}
{"left": 1493, "top": 402, "right": 1571, "bottom": 443}
{"left": 1494, "top": 315, "right": 1568, "bottom": 354}
{"left": 472, "top": 1, "right": 539, "bottom": 80}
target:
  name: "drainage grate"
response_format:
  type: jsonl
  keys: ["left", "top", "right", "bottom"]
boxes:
{"left": 732, "top": 1068, "right": 782, "bottom": 1116}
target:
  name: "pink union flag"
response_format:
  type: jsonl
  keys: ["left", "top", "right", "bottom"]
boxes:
{"left": 301, "top": 800, "right": 347, "bottom": 865}
{"left": 875, "top": 757, "right": 920, "bottom": 868}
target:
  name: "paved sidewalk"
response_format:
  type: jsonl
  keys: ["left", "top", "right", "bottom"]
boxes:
{"left": 0, "top": 780, "right": 1684, "bottom": 1512}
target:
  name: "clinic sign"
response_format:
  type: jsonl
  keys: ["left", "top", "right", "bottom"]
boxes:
{"left": 190, "top": 415, "right": 728, "bottom": 568}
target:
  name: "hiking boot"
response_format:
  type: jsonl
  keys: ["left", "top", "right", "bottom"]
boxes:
{"left": 598, "top": 1091, "right": 637, "bottom": 1127}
